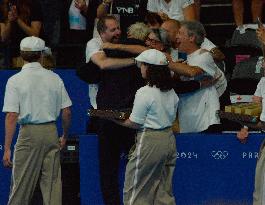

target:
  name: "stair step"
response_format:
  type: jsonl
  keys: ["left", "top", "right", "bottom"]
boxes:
{"left": 204, "top": 25, "right": 235, "bottom": 46}
{"left": 201, "top": 3, "right": 232, "bottom": 8}
{"left": 201, "top": 0, "right": 231, "bottom": 4}
{"left": 201, "top": 6, "right": 234, "bottom": 24}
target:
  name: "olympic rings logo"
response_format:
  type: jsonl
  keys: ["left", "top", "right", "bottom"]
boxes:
{"left": 211, "top": 150, "right": 229, "bottom": 160}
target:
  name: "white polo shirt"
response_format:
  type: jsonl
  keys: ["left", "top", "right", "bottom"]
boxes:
{"left": 201, "top": 37, "right": 216, "bottom": 51}
{"left": 178, "top": 49, "right": 220, "bottom": 133}
{"left": 254, "top": 77, "right": 265, "bottom": 122}
{"left": 147, "top": 0, "right": 194, "bottom": 21}
{"left": 85, "top": 37, "right": 103, "bottom": 109}
{"left": 2, "top": 62, "right": 72, "bottom": 124}
{"left": 129, "top": 85, "right": 179, "bottom": 129}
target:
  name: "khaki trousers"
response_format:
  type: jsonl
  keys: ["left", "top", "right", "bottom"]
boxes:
{"left": 253, "top": 138, "right": 265, "bottom": 205}
{"left": 123, "top": 128, "right": 177, "bottom": 205}
{"left": 8, "top": 123, "right": 62, "bottom": 205}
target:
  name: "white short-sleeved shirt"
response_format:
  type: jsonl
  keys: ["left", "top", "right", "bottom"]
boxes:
{"left": 184, "top": 48, "right": 227, "bottom": 97}
{"left": 201, "top": 37, "right": 216, "bottom": 51}
{"left": 254, "top": 77, "right": 265, "bottom": 122}
{"left": 85, "top": 37, "right": 103, "bottom": 109}
{"left": 147, "top": 0, "right": 194, "bottom": 21}
{"left": 2, "top": 62, "right": 72, "bottom": 124}
{"left": 200, "top": 39, "right": 227, "bottom": 96}
{"left": 129, "top": 85, "right": 179, "bottom": 129}
{"left": 178, "top": 49, "right": 220, "bottom": 133}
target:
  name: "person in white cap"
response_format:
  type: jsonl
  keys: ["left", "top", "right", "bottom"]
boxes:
{"left": 2, "top": 36, "right": 72, "bottom": 205}
{"left": 111, "top": 49, "right": 179, "bottom": 205}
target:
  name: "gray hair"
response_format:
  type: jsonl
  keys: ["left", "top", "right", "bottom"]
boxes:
{"left": 181, "top": 21, "right": 206, "bottom": 47}
{"left": 127, "top": 22, "right": 152, "bottom": 41}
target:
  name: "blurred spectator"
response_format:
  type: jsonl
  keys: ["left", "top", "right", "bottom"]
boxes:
{"left": 194, "top": 0, "right": 200, "bottom": 20}
{"left": 0, "top": 0, "right": 43, "bottom": 67}
{"left": 38, "top": 0, "right": 60, "bottom": 47}
{"left": 127, "top": 22, "right": 152, "bottom": 41}
{"left": 161, "top": 19, "right": 225, "bottom": 62}
{"left": 145, "top": 28, "right": 171, "bottom": 52}
{"left": 144, "top": 12, "right": 163, "bottom": 29}
{"left": 257, "top": 25, "right": 265, "bottom": 44}
{"left": 161, "top": 19, "right": 180, "bottom": 48}
{"left": 62, "top": 0, "right": 98, "bottom": 44}
{"left": 232, "top": 0, "right": 263, "bottom": 27}
{"left": 96, "top": 0, "right": 148, "bottom": 38}
{"left": 147, "top": 0, "right": 196, "bottom": 21}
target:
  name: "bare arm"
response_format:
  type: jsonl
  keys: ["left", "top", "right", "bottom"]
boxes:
{"left": 168, "top": 61, "right": 204, "bottom": 77}
{"left": 4, "top": 112, "right": 18, "bottom": 151}
{"left": 256, "top": 25, "right": 265, "bottom": 44}
{"left": 97, "top": 1, "right": 111, "bottom": 18}
{"left": 183, "top": 4, "right": 197, "bottom": 21}
{"left": 91, "top": 51, "right": 135, "bottom": 70}
{"left": 112, "top": 118, "right": 142, "bottom": 129}
{"left": 210, "top": 47, "right": 225, "bottom": 61}
{"left": 0, "top": 8, "right": 17, "bottom": 41}
{"left": 237, "top": 97, "right": 262, "bottom": 143}
{"left": 0, "top": 18, "right": 42, "bottom": 41}
{"left": 62, "top": 107, "right": 71, "bottom": 138}
{"left": 1, "top": 5, "right": 42, "bottom": 40}
{"left": 103, "top": 42, "right": 148, "bottom": 54}
{"left": 252, "top": 96, "right": 262, "bottom": 103}
{"left": 75, "top": 0, "right": 88, "bottom": 16}
{"left": 17, "top": 20, "right": 42, "bottom": 37}
{"left": 60, "top": 107, "right": 72, "bottom": 149}
{"left": 238, "top": 121, "right": 265, "bottom": 131}
{"left": 0, "top": 22, "right": 12, "bottom": 41}
{"left": 3, "top": 112, "right": 18, "bottom": 167}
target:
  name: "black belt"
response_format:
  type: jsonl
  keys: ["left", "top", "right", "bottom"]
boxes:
{"left": 21, "top": 121, "right": 55, "bottom": 125}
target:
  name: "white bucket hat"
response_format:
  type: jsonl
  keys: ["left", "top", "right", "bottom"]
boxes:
{"left": 20, "top": 36, "right": 48, "bottom": 52}
{"left": 135, "top": 49, "right": 168, "bottom": 65}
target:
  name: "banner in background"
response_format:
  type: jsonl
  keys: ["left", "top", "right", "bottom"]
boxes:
{"left": 80, "top": 134, "right": 264, "bottom": 205}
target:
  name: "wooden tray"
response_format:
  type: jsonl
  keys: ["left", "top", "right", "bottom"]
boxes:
{"left": 88, "top": 109, "right": 131, "bottom": 120}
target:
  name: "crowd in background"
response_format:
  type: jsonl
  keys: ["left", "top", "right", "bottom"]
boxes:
{"left": 0, "top": 0, "right": 264, "bottom": 68}
{"left": 1, "top": 1, "right": 265, "bottom": 205}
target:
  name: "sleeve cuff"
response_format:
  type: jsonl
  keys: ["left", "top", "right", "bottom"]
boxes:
{"left": 129, "top": 115, "right": 144, "bottom": 125}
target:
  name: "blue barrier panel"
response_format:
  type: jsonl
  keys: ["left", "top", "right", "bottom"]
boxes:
{"left": 0, "top": 69, "right": 90, "bottom": 137}
{"left": 0, "top": 69, "right": 89, "bottom": 204}
{"left": 79, "top": 134, "right": 265, "bottom": 205}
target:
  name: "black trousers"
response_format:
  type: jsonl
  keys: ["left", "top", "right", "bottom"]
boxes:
{"left": 97, "top": 119, "right": 136, "bottom": 205}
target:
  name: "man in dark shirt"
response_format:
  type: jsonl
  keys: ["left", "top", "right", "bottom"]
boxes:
{"left": 85, "top": 16, "right": 145, "bottom": 205}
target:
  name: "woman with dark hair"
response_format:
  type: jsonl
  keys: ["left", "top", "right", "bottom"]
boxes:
{"left": 144, "top": 12, "right": 163, "bottom": 29}
{"left": 0, "top": 0, "right": 43, "bottom": 67}
{"left": 112, "top": 49, "right": 178, "bottom": 205}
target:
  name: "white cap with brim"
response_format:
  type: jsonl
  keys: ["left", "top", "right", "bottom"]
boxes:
{"left": 20, "top": 36, "right": 48, "bottom": 52}
{"left": 135, "top": 49, "right": 168, "bottom": 65}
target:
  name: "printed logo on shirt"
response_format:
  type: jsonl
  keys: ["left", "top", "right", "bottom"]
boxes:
{"left": 112, "top": 1, "right": 140, "bottom": 17}
{"left": 116, "top": 6, "right": 135, "bottom": 14}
